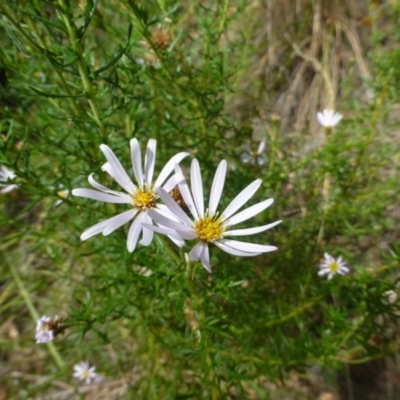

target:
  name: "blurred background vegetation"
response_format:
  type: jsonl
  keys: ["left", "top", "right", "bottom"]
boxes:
{"left": 1, "top": 0, "right": 400, "bottom": 399}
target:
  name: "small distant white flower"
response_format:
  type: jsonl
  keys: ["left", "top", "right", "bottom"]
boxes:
{"left": 72, "top": 138, "right": 189, "bottom": 252}
{"left": 146, "top": 159, "right": 281, "bottom": 273}
{"left": 73, "top": 361, "right": 99, "bottom": 384}
{"left": 55, "top": 185, "right": 70, "bottom": 206}
{"left": 318, "top": 253, "right": 349, "bottom": 280}
{"left": 35, "top": 315, "right": 60, "bottom": 343}
{"left": 0, "top": 166, "right": 18, "bottom": 194}
{"left": 133, "top": 265, "right": 153, "bottom": 277}
{"left": 317, "top": 109, "right": 343, "bottom": 128}
{"left": 383, "top": 290, "right": 398, "bottom": 305}
{"left": 241, "top": 138, "right": 267, "bottom": 165}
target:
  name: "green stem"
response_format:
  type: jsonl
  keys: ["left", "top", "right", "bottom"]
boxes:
{"left": 7, "top": 258, "right": 65, "bottom": 369}
{"left": 216, "top": 0, "right": 230, "bottom": 43}
{"left": 264, "top": 298, "right": 321, "bottom": 327}
{"left": 182, "top": 257, "right": 220, "bottom": 398}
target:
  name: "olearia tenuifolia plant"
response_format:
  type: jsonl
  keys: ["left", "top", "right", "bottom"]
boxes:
{"left": 1, "top": 0, "right": 400, "bottom": 398}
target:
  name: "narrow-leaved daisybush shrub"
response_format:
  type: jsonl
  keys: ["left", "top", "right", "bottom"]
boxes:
{"left": 1, "top": 0, "right": 400, "bottom": 398}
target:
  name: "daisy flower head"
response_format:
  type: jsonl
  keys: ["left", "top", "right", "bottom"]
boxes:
{"left": 35, "top": 315, "right": 62, "bottom": 343}
{"left": 0, "top": 165, "right": 18, "bottom": 194}
{"left": 73, "top": 361, "right": 100, "bottom": 384}
{"left": 317, "top": 109, "right": 343, "bottom": 129}
{"left": 241, "top": 138, "right": 267, "bottom": 165}
{"left": 72, "top": 138, "right": 189, "bottom": 252}
{"left": 318, "top": 252, "right": 349, "bottom": 280}
{"left": 146, "top": 158, "right": 281, "bottom": 273}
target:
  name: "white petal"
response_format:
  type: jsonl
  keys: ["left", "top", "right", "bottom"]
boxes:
{"left": 130, "top": 138, "right": 143, "bottom": 188}
{"left": 103, "top": 209, "right": 137, "bottom": 236}
{"left": 88, "top": 173, "right": 128, "bottom": 196}
{"left": 219, "top": 238, "right": 277, "bottom": 253}
{"left": 154, "top": 151, "right": 190, "bottom": 188}
{"left": 209, "top": 160, "right": 227, "bottom": 216}
{"left": 316, "top": 112, "right": 325, "bottom": 126}
{"left": 173, "top": 225, "right": 198, "bottom": 240}
{"left": 214, "top": 240, "right": 260, "bottom": 257}
{"left": 100, "top": 144, "right": 135, "bottom": 193}
{"left": 148, "top": 208, "right": 177, "bottom": 227}
{"left": 157, "top": 187, "right": 194, "bottom": 227}
{"left": 167, "top": 232, "right": 186, "bottom": 248}
{"left": 127, "top": 213, "right": 145, "bottom": 252}
{"left": 162, "top": 172, "right": 185, "bottom": 192}
{"left": 222, "top": 179, "right": 262, "bottom": 220}
{"left": 148, "top": 209, "right": 197, "bottom": 240}
{"left": 241, "top": 153, "right": 252, "bottom": 163}
{"left": 101, "top": 161, "right": 113, "bottom": 177}
{"left": 224, "top": 220, "right": 282, "bottom": 236}
{"left": 189, "top": 241, "right": 205, "bottom": 261}
{"left": 324, "top": 253, "right": 335, "bottom": 263}
{"left": 142, "top": 222, "right": 176, "bottom": 236}
{"left": 143, "top": 221, "right": 186, "bottom": 247}
{"left": 144, "top": 139, "right": 156, "bottom": 185}
{"left": 0, "top": 184, "right": 18, "bottom": 194}
{"left": 72, "top": 188, "right": 132, "bottom": 204}
{"left": 226, "top": 198, "right": 274, "bottom": 226}
{"left": 80, "top": 218, "right": 114, "bottom": 240}
{"left": 200, "top": 244, "right": 212, "bottom": 273}
{"left": 257, "top": 157, "right": 265, "bottom": 165}
{"left": 175, "top": 164, "right": 198, "bottom": 220}
{"left": 190, "top": 159, "right": 204, "bottom": 218}
{"left": 318, "top": 269, "right": 329, "bottom": 276}
{"left": 88, "top": 173, "right": 112, "bottom": 192}
{"left": 139, "top": 213, "right": 154, "bottom": 246}
{"left": 258, "top": 138, "right": 266, "bottom": 154}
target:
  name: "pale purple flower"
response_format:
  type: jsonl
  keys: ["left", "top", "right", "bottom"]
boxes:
{"left": 72, "top": 138, "right": 189, "bottom": 252}
{"left": 73, "top": 361, "right": 99, "bottom": 384}
{"left": 0, "top": 166, "right": 17, "bottom": 194}
{"left": 145, "top": 159, "right": 281, "bottom": 272}
{"left": 318, "top": 252, "right": 349, "bottom": 280}
{"left": 241, "top": 138, "right": 267, "bottom": 165}
{"left": 316, "top": 109, "right": 343, "bottom": 128}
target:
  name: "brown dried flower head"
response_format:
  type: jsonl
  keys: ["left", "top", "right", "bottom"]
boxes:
{"left": 150, "top": 27, "right": 171, "bottom": 50}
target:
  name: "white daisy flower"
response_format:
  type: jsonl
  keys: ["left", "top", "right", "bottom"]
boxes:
{"left": 133, "top": 265, "right": 153, "bottom": 277}
{"left": 0, "top": 165, "right": 18, "bottom": 194}
{"left": 35, "top": 315, "right": 61, "bottom": 343}
{"left": 72, "top": 138, "right": 189, "bottom": 252}
{"left": 145, "top": 159, "right": 281, "bottom": 272}
{"left": 316, "top": 109, "right": 343, "bottom": 128}
{"left": 241, "top": 138, "right": 267, "bottom": 165}
{"left": 318, "top": 252, "right": 349, "bottom": 280}
{"left": 73, "top": 361, "right": 99, "bottom": 384}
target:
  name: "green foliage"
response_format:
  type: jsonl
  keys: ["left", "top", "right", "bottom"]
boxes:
{"left": 1, "top": 0, "right": 400, "bottom": 398}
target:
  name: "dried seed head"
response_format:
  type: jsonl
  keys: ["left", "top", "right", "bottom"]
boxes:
{"left": 151, "top": 27, "right": 171, "bottom": 50}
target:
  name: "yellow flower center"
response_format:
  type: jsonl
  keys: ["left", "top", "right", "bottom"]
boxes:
{"left": 329, "top": 262, "right": 339, "bottom": 272}
{"left": 57, "top": 189, "right": 68, "bottom": 199}
{"left": 133, "top": 188, "right": 156, "bottom": 211}
{"left": 194, "top": 215, "right": 225, "bottom": 243}
{"left": 82, "top": 370, "right": 89, "bottom": 379}
{"left": 251, "top": 151, "right": 259, "bottom": 159}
